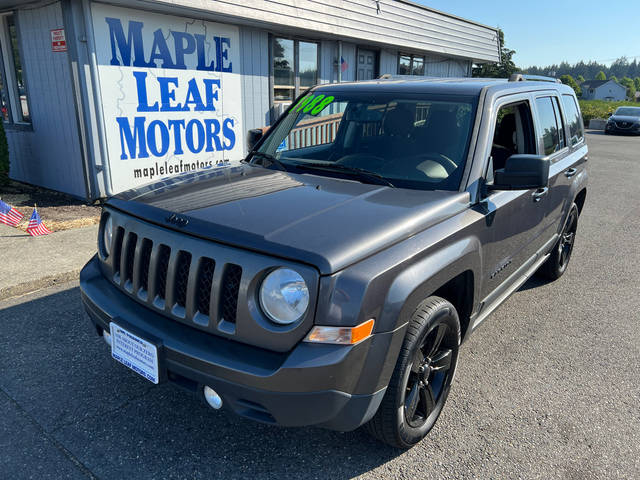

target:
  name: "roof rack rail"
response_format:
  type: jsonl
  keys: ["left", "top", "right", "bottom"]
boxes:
{"left": 509, "top": 73, "right": 562, "bottom": 84}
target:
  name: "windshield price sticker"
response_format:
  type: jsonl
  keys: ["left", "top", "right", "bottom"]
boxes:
{"left": 291, "top": 94, "right": 335, "bottom": 116}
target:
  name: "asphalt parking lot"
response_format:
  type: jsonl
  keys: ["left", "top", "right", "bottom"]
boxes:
{"left": 1, "top": 131, "right": 639, "bottom": 479}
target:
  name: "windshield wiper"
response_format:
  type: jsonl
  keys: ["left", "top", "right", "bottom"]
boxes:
{"left": 296, "top": 162, "right": 396, "bottom": 188}
{"left": 250, "top": 151, "right": 289, "bottom": 172}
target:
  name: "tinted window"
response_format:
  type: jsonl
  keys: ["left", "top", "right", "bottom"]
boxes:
{"left": 536, "top": 97, "right": 561, "bottom": 155}
{"left": 490, "top": 101, "right": 536, "bottom": 176}
{"left": 561, "top": 95, "right": 584, "bottom": 146}
{"left": 552, "top": 97, "right": 566, "bottom": 150}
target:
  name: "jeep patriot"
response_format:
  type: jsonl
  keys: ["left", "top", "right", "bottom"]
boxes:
{"left": 80, "top": 74, "right": 588, "bottom": 448}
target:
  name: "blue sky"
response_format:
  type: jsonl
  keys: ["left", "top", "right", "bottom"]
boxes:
{"left": 415, "top": 0, "right": 640, "bottom": 67}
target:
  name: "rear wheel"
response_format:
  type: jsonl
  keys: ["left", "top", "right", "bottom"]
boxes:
{"left": 364, "top": 296, "right": 460, "bottom": 448}
{"left": 538, "top": 203, "right": 579, "bottom": 280}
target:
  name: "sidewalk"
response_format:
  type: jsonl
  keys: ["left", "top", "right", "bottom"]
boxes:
{"left": 0, "top": 223, "right": 98, "bottom": 300}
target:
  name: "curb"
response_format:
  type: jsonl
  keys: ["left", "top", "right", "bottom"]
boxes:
{"left": 0, "top": 270, "right": 80, "bottom": 301}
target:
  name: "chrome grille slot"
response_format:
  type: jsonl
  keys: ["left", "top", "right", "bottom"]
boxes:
{"left": 122, "top": 232, "right": 138, "bottom": 291}
{"left": 139, "top": 239, "right": 153, "bottom": 292}
{"left": 111, "top": 227, "right": 125, "bottom": 280}
{"left": 196, "top": 258, "right": 215, "bottom": 316}
{"left": 174, "top": 251, "right": 192, "bottom": 308}
{"left": 155, "top": 244, "right": 171, "bottom": 302}
{"left": 220, "top": 264, "right": 242, "bottom": 324}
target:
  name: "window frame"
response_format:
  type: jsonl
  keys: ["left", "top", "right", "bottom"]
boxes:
{"left": 397, "top": 53, "right": 426, "bottom": 76}
{"left": 0, "top": 12, "right": 31, "bottom": 127}
{"left": 269, "top": 35, "right": 319, "bottom": 106}
{"left": 560, "top": 94, "right": 585, "bottom": 148}
{"left": 481, "top": 95, "right": 537, "bottom": 187}
{"left": 533, "top": 94, "right": 569, "bottom": 160}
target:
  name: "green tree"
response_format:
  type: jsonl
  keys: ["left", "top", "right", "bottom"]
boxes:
{"left": 595, "top": 71, "right": 607, "bottom": 80}
{"left": 576, "top": 75, "right": 585, "bottom": 84}
{"left": 560, "top": 74, "right": 582, "bottom": 97}
{"left": 472, "top": 29, "right": 518, "bottom": 78}
{"left": 634, "top": 77, "right": 640, "bottom": 91}
{"left": 609, "top": 75, "right": 618, "bottom": 83}
{"left": 619, "top": 76, "right": 636, "bottom": 100}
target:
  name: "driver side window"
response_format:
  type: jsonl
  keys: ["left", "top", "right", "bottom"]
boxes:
{"left": 488, "top": 101, "right": 536, "bottom": 182}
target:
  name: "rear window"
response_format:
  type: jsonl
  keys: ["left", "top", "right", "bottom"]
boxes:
{"left": 561, "top": 95, "right": 584, "bottom": 146}
{"left": 535, "top": 97, "right": 562, "bottom": 155}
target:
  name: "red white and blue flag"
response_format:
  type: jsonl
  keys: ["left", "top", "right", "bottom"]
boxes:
{"left": 0, "top": 199, "right": 23, "bottom": 227}
{"left": 26, "top": 208, "right": 52, "bottom": 236}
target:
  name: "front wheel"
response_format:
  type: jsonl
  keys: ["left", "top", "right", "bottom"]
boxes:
{"left": 364, "top": 297, "right": 460, "bottom": 448}
{"left": 537, "top": 203, "right": 579, "bottom": 281}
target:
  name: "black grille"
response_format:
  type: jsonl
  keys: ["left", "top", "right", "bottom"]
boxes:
{"left": 112, "top": 227, "right": 124, "bottom": 275}
{"left": 124, "top": 233, "right": 138, "bottom": 283}
{"left": 196, "top": 258, "right": 215, "bottom": 315}
{"left": 220, "top": 264, "right": 242, "bottom": 323}
{"left": 174, "top": 251, "right": 192, "bottom": 307}
{"left": 156, "top": 244, "right": 171, "bottom": 299}
{"left": 139, "top": 239, "right": 152, "bottom": 291}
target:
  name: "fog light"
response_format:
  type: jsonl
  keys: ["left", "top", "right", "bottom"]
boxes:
{"left": 204, "top": 386, "right": 223, "bottom": 409}
{"left": 102, "top": 329, "right": 112, "bottom": 347}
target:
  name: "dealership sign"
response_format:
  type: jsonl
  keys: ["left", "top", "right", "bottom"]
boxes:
{"left": 91, "top": 5, "right": 243, "bottom": 193}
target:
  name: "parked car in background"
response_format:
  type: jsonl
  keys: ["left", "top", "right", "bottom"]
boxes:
{"left": 81, "top": 74, "right": 588, "bottom": 449}
{"left": 605, "top": 106, "right": 640, "bottom": 135}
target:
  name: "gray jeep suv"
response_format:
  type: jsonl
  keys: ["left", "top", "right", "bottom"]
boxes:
{"left": 80, "top": 74, "right": 588, "bottom": 448}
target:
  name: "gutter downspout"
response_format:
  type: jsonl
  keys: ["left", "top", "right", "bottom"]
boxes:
{"left": 338, "top": 40, "right": 342, "bottom": 83}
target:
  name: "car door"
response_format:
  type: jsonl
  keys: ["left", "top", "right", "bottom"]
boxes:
{"left": 544, "top": 94, "right": 588, "bottom": 236}
{"left": 476, "top": 94, "right": 550, "bottom": 301}
{"left": 533, "top": 94, "right": 573, "bottom": 240}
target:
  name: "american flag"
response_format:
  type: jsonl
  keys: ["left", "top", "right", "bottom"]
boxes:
{"left": 26, "top": 208, "right": 52, "bottom": 236}
{"left": 0, "top": 199, "right": 23, "bottom": 227}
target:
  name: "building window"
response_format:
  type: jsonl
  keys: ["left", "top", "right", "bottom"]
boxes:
{"left": 398, "top": 54, "right": 425, "bottom": 76}
{"left": 0, "top": 13, "right": 31, "bottom": 124}
{"left": 272, "top": 37, "right": 318, "bottom": 103}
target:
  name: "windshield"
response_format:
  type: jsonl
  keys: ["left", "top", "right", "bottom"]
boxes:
{"left": 254, "top": 91, "right": 478, "bottom": 190}
{"left": 615, "top": 107, "right": 640, "bottom": 117}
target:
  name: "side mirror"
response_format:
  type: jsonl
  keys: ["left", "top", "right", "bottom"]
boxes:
{"left": 489, "top": 154, "right": 549, "bottom": 191}
{"left": 247, "top": 128, "right": 264, "bottom": 151}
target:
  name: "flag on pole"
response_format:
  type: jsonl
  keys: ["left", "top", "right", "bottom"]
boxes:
{"left": 0, "top": 199, "right": 23, "bottom": 227}
{"left": 26, "top": 207, "right": 52, "bottom": 236}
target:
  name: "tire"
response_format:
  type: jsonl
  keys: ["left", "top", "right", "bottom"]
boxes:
{"left": 537, "top": 203, "right": 579, "bottom": 281}
{"left": 364, "top": 296, "right": 461, "bottom": 449}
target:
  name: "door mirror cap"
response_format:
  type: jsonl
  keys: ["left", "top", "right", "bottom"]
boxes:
{"left": 489, "top": 154, "right": 550, "bottom": 191}
{"left": 247, "top": 128, "right": 265, "bottom": 152}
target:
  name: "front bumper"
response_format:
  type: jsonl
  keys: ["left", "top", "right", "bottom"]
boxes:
{"left": 80, "top": 256, "right": 405, "bottom": 431}
{"left": 605, "top": 122, "right": 640, "bottom": 135}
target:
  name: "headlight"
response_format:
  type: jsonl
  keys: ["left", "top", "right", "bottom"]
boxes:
{"left": 259, "top": 268, "right": 309, "bottom": 325}
{"left": 102, "top": 214, "right": 113, "bottom": 257}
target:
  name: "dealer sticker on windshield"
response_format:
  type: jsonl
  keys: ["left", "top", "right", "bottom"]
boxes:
{"left": 110, "top": 323, "right": 159, "bottom": 384}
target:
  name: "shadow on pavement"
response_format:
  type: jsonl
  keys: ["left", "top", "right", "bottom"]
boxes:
{"left": 0, "top": 285, "right": 405, "bottom": 479}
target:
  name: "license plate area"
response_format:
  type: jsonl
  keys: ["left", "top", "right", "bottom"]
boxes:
{"left": 110, "top": 322, "right": 160, "bottom": 384}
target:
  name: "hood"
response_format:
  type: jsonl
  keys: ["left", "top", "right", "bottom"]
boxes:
{"left": 108, "top": 164, "right": 469, "bottom": 274}
{"left": 610, "top": 115, "right": 640, "bottom": 123}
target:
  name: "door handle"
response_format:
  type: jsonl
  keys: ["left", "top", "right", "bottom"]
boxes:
{"left": 532, "top": 187, "right": 548, "bottom": 202}
{"left": 564, "top": 168, "right": 578, "bottom": 178}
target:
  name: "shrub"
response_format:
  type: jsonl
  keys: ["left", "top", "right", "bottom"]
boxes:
{"left": 0, "top": 121, "right": 8, "bottom": 185}
{"left": 578, "top": 99, "right": 640, "bottom": 124}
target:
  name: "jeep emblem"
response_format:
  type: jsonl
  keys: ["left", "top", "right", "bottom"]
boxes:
{"left": 165, "top": 213, "right": 189, "bottom": 227}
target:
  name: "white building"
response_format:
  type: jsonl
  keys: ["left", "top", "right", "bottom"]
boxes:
{"left": 580, "top": 79, "right": 627, "bottom": 101}
{"left": 0, "top": 0, "right": 499, "bottom": 200}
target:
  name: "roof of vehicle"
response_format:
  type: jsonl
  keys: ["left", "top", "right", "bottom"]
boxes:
{"left": 313, "top": 77, "right": 575, "bottom": 97}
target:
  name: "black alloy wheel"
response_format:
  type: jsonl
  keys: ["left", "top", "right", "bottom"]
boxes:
{"left": 538, "top": 203, "right": 579, "bottom": 280}
{"left": 365, "top": 296, "right": 460, "bottom": 449}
